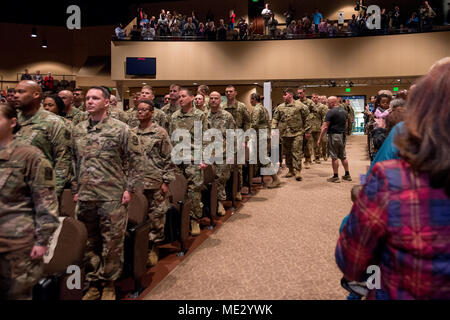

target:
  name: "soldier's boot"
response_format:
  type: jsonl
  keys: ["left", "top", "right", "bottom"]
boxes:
{"left": 191, "top": 219, "right": 201, "bottom": 236}
{"left": 217, "top": 201, "right": 226, "bottom": 216}
{"left": 314, "top": 158, "right": 321, "bottom": 164}
{"left": 267, "top": 174, "right": 281, "bottom": 189}
{"left": 295, "top": 170, "right": 303, "bottom": 181}
{"left": 82, "top": 286, "right": 101, "bottom": 300}
{"left": 284, "top": 166, "right": 294, "bottom": 178}
{"left": 304, "top": 159, "right": 311, "bottom": 169}
{"left": 147, "top": 243, "right": 159, "bottom": 267}
{"left": 235, "top": 192, "right": 242, "bottom": 201}
{"left": 101, "top": 282, "right": 116, "bottom": 300}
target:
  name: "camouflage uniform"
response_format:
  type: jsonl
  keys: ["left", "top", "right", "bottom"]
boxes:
{"left": 272, "top": 101, "right": 311, "bottom": 173}
{"left": 250, "top": 103, "right": 271, "bottom": 174}
{"left": 0, "top": 140, "right": 59, "bottom": 300}
{"left": 162, "top": 103, "right": 181, "bottom": 135}
{"left": 221, "top": 100, "right": 251, "bottom": 190}
{"left": 345, "top": 104, "right": 355, "bottom": 136}
{"left": 299, "top": 98, "right": 316, "bottom": 164}
{"left": 128, "top": 108, "right": 168, "bottom": 131}
{"left": 170, "top": 107, "right": 209, "bottom": 220}
{"left": 133, "top": 124, "right": 176, "bottom": 243}
{"left": 72, "top": 116, "right": 142, "bottom": 283}
{"left": 206, "top": 109, "right": 236, "bottom": 201}
{"left": 317, "top": 103, "right": 330, "bottom": 160}
{"left": 65, "top": 106, "right": 88, "bottom": 127}
{"left": 16, "top": 108, "right": 72, "bottom": 197}
{"left": 107, "top": 105, "right": 129, "bottom": 124}
{"left": 74, "top": 102, "right": 85, "bottom": 112}
{"left": 305, "top": 101, "right": 327, "bottom": 162}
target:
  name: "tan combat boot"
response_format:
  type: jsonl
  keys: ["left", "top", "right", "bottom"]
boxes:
{"left": 217, "top": 201, "right": 226, "bottom": 216}
{"left": 314, "top": 158, "right": 321, "bottom": 164}
{"left": 304, "top": 160, "right": 311, "bottom": 169}
{"left": 82, "top": 286, "right": 101, "bottom": 300}
{"left": 295, "top": 170, "right": 303, "bottom": 181}
{"left": 235, "top": 192, "right": 242, "bottom": 201}
{"left": 284, "top": 167, "right": 294, "bottom": 178}
{"left": 147, "top": 243, "right": 159, "bottom": 267}
{"left": 101, "top": 282, "right": 116, "bottom": 300}
{"left": 267, "top": 174, "right": 281, "bottom": 188}
{"left": 191, "top": 220, "right": 201, "bottom": 236}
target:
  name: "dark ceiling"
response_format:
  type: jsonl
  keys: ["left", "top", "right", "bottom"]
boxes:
{"left": 0, "top": 1, "right": 180, "bottom": 26}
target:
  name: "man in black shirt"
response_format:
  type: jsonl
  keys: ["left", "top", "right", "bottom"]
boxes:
{"left": 317, "top": 96, "right": 352, "bottom": 183}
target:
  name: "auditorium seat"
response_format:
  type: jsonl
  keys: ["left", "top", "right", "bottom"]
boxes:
{"left": 163, "top": 174, "right": 191, "bottom": 256}
{"left": 33, "top": 217, "right": 88, "bottom": 300}
{"left": 202, "top": 165, "right": 218, "bottom": 227}
{"left": 123, "top": 191, "right": 151, "bottom": 295}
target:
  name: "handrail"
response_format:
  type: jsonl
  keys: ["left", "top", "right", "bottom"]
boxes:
{"left": 16, "top": 73, "right": 77, "bottom": 82}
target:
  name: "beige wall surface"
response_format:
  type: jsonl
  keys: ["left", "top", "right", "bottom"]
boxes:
{"left": 112, "top": 31, "right": 450, "bottom": 82}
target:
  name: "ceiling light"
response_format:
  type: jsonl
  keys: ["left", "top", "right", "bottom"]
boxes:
{"left": 193, "top": 83, "right": 198, "bottom": 85}
{"left": 41, "top": 40, "right": 48, "bottom": 48}
{"left": 142, "top": 82, "right": 147, "bottom": 85}
{"left": 31, "top": 27, "right": 37, "bottom": 38}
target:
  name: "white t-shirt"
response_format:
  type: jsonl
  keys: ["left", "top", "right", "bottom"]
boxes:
{"left": 262, "top": 9, "right": 272, "bottom": 19}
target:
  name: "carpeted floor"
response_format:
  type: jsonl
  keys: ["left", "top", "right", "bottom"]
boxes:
{"left": 142, "top": 135, "right": 370, "bottom": 300}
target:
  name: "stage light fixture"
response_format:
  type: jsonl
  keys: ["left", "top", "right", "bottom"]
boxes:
{"left": 42, "top": 40, "right": 48, "bottom": 48}
{"left": 31, "top": 27, "right": 37, "bottom": 38}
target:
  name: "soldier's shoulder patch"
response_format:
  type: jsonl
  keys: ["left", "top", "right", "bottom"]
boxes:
{"left": 132, "top": 135, "right": 139, "bottom": 146}
{"left": 44, "top": 167, "right": 53, "bottom": 181}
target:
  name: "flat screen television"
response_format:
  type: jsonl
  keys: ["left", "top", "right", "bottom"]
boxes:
{"left": 126, "top": 57, "right": 156, "bottom": 76}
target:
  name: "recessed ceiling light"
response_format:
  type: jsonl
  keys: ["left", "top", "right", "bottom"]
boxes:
{"left": 41, "top": 40, "right": 48, "bottom": 48}
{"left": 193, "top": 83, "right": 198, "bottom": 85}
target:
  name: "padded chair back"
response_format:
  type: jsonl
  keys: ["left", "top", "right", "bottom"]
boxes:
{"left": 169, "top": 174, "right": 188, "bottom": 204}
{"left": 60, "top": 189, "right": 76, "bottom": 218}
{"left": 43, "top": 217, "right": 87, "bottom": 275}
{"left": 203, "top": 165, "right": 216, "bottom": 185}
{"left": 127, "top": 192, "right": 148, "bottom": 226}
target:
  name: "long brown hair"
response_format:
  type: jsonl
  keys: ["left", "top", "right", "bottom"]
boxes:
{"left": 395, "top": 62, "right": 450, "bottom": 196}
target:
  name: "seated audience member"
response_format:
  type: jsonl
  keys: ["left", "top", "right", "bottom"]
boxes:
{"left": 142, "top": 24, "right": 155, "bottom": 40}
{"left": 206, "top": 21, "right": 217, "bottom": 40}
{"left": 43, "top": 72, "right": 54, "bottom": 92}
{"left": 217, "top": 19, "right": 227, "bottom": 40}
{"left": 406, "top": 12, "right": 419, "bottom": 32}
{"left": 336, "top": 61, "right": 450, "bottom": 300}
{"left": 237, "top": 18, "right": 248, "bottom": 40}
{"left": 115, "top": 23, "right": 127, "bottom": 40}
{"left": 20, "top": 69, "right": 32, "bottom": 81}
{"left": 140, "top": 13, "right": 149, "bottom": 28}
{"left": 33, "top": 70, "right": 43, "bottom": 87}
{"left": 197, "top": 23, "right": 206, "bottom": 38}
{"left": 130, "top": 25, "right": 142, "bottom": 40}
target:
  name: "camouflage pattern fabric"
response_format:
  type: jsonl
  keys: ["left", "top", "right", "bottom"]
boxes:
{"left": 128, "top": 108, "right": 168, "bottom": 131}
{"left": 72, "top": 116, "right": 142, "bottom": 201}
{"left": 143, "top": 189, "right": 169, "bottom": 243}
{"left": 77, "top": 200, "right": 127, "bottom": 282}
{"left": 283, "top": 135, "right": 304, "bottom": 172}
{"left": 16, "top": 108, "right": 72, "bottom": 197}
{"left": 65, "top": 106, "right": 88, "bottom": 126}
{"left": 271, "top": 101, "right": 311, "bottom": 138}
{"left": 107, "top": 106, "right": 129, "bottom": 124}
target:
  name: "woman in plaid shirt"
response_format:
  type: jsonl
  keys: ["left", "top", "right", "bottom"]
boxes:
{"left": 336, "top": 60, "right": 450, "bottom": 299}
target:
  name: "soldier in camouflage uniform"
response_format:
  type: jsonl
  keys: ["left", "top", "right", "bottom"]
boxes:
{"left": 72, "top": 87, "right": 142, "bottom": 300}
{"left": 72, "top": 88, "right": 85, "bottom": 111}
{"left": 163, "top": 94, "right": 170, "bottom": 106}
{"left": 14, "top": 81, "right": 72, "bottom": 198}
{"left": 43, "top": 94, "right": 74, "bottom": 131}
{"left": 58, "top": 90, "right": 87, "bottom": 126}
{"left": 305, "top": 94, "right": 328, "bottom": 164}
{"left": 221, "top": 85, "right": 251, "bottom": 200}
{"left": 161, "top": 84, "right": 181, "bottom": 131}
{"left": 170, "top": 88, "right": 209, "bottom": 236}
{"left": 272, "top": 88, "right": 311, "bottom": 181}
{"left": 107, "top": 95, "right": 129, "bottom": 124}
{"left": 250, "top": 93, "right": 280, "bottom": 188}
{"left": 128, "top": 86, "right": 168, "bottom": 130}
{"left": 197, "top": 85, "right": 211, "bottom": 109}
{"left": 0, "top": 104, "right": 59, "bottom": 300}
{"left": 132, "top": 100, "right": 175, "bottom": 267}
{"left": 319, "top": 96, "right": 329, "bottom": 161}
{"left": 344, "top": 99, "right": 355, "bottom": 136}
{"left": 194, "top": 94, "right": 207, "bottom": 112}
{"left": 297, "top": 88, "right": 316, "bottom": 169}
{"left": 207, "top": 91, "right": 235, "bottom": 216}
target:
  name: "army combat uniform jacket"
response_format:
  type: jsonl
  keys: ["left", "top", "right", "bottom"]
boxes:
{"left": 132, "top": 124, "right": 176, "bottom": 190}
{"left": 72, "top": 116, "right": 142, "bottom": 201}
{"left": 272, "top": 101, "right": 311, "bottom": 137}
{"left": 16, "top": 108, "right": 72, "bottom": 196}
{"left": 221, "top": 100, "right": 251, "bottom": 131}
{"left": 0, "top": 140, "right": 59, "bottom": 253}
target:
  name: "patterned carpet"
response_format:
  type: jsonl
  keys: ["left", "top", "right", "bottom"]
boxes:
{"left": 141, "top": 135, "right": 370, "bottom": 300}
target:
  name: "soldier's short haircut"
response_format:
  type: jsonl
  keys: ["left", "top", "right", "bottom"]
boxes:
{"left": 142, "top": 85, "right": 154, "bottom": 94}
{"left": 88, "top": 86, "right": 111, "bottom": 99}
{"left": 250, "top": 92, "right": 262, "bottom": 102}
{"left": 283, "top": 88, "right": 295, "bottom": 95}
{"left": 0, "top": 104, "right": 21, "bottom": 133}
{"left": 138, "top": 99, "right": 155, "bottom": 111}
{"left": 297, "top": 87, "right": 306, "bottom": 92}
{"left": 170, "top": 84, "right": 181, "bottom": 91}
{"left": 225, "top": 85, "right": 236, "bottom": 91}
{"left": 198, "top": 85, "right": 210, "bottom": 95}
{"left": 179, "top": 87, "right": 193, "bottom": 96}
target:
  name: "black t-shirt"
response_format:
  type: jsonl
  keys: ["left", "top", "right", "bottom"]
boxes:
{"left": 325, "top": 107, "right": 348, "bottom": 134}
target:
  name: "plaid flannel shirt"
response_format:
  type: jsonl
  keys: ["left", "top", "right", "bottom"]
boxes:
{"left": 336, "top": 159, "right": 450, "bottom": 299}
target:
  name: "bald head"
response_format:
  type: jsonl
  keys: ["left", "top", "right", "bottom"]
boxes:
{"left": 327, "top": 96, "right": 338, "bottom": 108}
{"left": 110, "top": 95, "right": 118, "bottom": 106}
{"left": 209, "top": 91, "right": 222, "bottom": 110}
{"left": 14, "top": 80, "right": 43, "bottom": 112}
{"left": 58, "top": 90, "right": 74, "bottom": 110}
